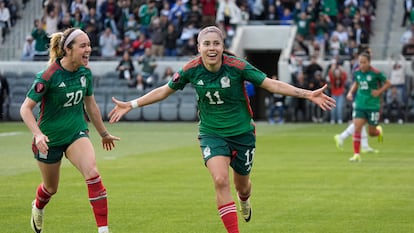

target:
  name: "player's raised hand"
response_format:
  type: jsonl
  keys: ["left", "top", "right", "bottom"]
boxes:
{"left": 310, "top": 84, "right": 336, "bottom": 111}
{"left": 101, "top": 133, "right": 120, "bottom": 151}
{"left": 108, "top": 97, "right": 132, "bottom": 123}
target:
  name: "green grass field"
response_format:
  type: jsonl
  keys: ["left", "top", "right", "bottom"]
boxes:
{"left": 0, "top": 122, "right": 413, "bottom": 233}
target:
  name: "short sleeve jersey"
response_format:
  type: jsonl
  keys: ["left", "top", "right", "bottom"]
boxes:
{"left": 168, "top": 55, "right": 266, "bottom": 137}
{"left": 27, "top": 59, "right": 93, "bottom": 146}
{"left": 353, "top": 66, "right": 387, "bottom": 111}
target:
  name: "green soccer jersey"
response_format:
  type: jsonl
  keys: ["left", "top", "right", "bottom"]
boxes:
{"left": 168, "top": 55, "right": 266, "bottom": 137}
{"left": 353, "top": 66, "right": 387, "bottom": 111}
{"left": 27, "top": 59, "right": 93, "bottom": 146}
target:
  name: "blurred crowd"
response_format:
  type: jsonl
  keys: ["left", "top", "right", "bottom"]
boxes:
{"left": 16, "top": 0, "right": 377, "bottom": 61}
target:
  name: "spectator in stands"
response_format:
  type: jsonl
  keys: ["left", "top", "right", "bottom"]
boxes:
{"left": 116, "top": 35, "right": 134, "bottom": 56}
{"left": 387, "top": 54, "right": 407, "bottom": 103}
{"left": 72, "top": 10, "right": 86, "bottom": 30}
{"left": 32, "top": 18, "right": 50, "bottom": 58}
{"left": 384, "top": 86, "right": 405, "bottom": 124}
{"left": 216, "top": 0, "right": 241, "bottom": 34}
{"left": 331, "top": 23, "right": 349, "bottom": 45}
{"left": 313, "top": 13, "right": 331, "bottom": 50}
{"left": 200, "top": 0, "right": 217, "bottom": 27}
{"left": 83, "top": 7, "right": 102, "bottom": 32}
{"left": 99, "top": 27, "right": 118, "bottom": 58}
{"left": 401, "top": 23, "right": 414, "bottom": 44}
{"left": 58, "top": 13, "right": 74, "bottom": 31}
{"left": 135, "top": 47, "right": 158, "bottom": 90}
{"left": 322, "top": 0, "right": 338, "bottom": 26}
{"left": 169, "top": 0, "right": 188, "bottom": 28}
{"left": 178, "top": 21, "right": 199, "bottom": 50}
{"left": 70, "top": 0, "right": 89, "bottom": 17}
{"left": 44, "top": 4, "right": 59, "bottom": 36}
{"left": 291, "top": 71, "right": 308, "bottom": 121}
{"left": 99, "top": 0, "right": 120, "bottom": 29}
{"left": 292, "top": 34, "right": 310, "bottom": 56}
{"left": 309, "top": 70, "right": 327, "bottom": 122}
{"left": 305, "top": 55, "right": 323, "bottom": 82}
{"left": 328, "top": 34, "right": 342, "bottom": 56}
{"left": 401, "top": 0, "right": 412, "bottom": 27}
{"left": 268, "top": 75, "right": 286, "bottom": 124}
{"left": 86, "top": 0, "right": 98, "bottom": 12}
{"left": 158, "top": 66, "right": 174, "bottom": 86}
{"left": 187, "top": 3, "right": 202, "bottom": 28}
{"left": 339, "top": 6, "right": 354, "bottom": 29}
{"left": 278, "top": 6, "right": 294, "bottom": 25}
{"left": 402, "top": 36, "right": 414, "bottom": 57}
{"left": 116, "top": 51, "right": 135, "bottom": 83}
{"left": 181, "top": 36, "right": 198, "bottom": 56}
{"left": 295, "top": 11, "right": 311, "bottom": 39}
{"left": 138, "top": 0, "right": 158, "bottom": 36}
{"left": 327, "top": 60, "right": 348, "bottom": 124}
{"left": 123, "top": 13, "right": 140, "bottom": 41}
{"left": 164, "top": 23, "right": 179, "bottom": 56}
{"left": 249, "top": 0, "right": 265, "bottom": 20}
{"left": 85, "top": 23, "right": 101, "bottom": 57}
{"left": 132, "top": 33, "right": 152, "bottom": 57}
{"left": 352, "top": 22, "right": 370, "bottom": 46}
{"left": 103, "top": 11, "right": 120, "bottom": 37}
{"left": 0, "top": 73, "right": 9, "bottom": 120}
{"left": 0, "top": 0, "right": 11, "bottom": 44}
{"left": 149, "top": 17, "right": 166, "bottom": 57}
{"left": 21, "top": 35, "right": 36, "bottom": 61}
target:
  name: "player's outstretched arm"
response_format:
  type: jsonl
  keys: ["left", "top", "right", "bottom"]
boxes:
{"left": 108, "top": 97, "right": 132, "bottom": 123}
{"left": 108, "top": 84, "right": 176, "bottom": 123}
{"left": 260, "top": 77, "right": 336, "bottom": 111}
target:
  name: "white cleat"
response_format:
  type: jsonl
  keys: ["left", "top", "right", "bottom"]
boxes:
{"left": 31, "top": 200, "right": 44, "bottom": 233}
{"left": 349, "top": 154, "right": 361, "bottom": 162}
{"left": 238, "top": 197, "right": 252, "bottom": 222}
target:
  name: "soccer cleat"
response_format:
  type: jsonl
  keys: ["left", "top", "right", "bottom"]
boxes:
{"left": 31, "top": 200, "right": 44, "bottom": 233}
{"left": 349, "top": 154, "right": 361, "bottom": 162}
{"left": 361, "top": 147, "right": 379, "bottom": 154}
{"left": 334, "top": 134, "right": 343, "bottom": 150}
{"left": 238, "top": 197, "right": 252, "bottom": 222}
{"left": 376, "top": 125, "right": 383, "bottom": 143}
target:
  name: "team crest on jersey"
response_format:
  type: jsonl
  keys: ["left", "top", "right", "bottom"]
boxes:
{"left": 220, "top": 76, "right": 230, "bottom": 88}
{"left": 172, "top": 73, "right": 180, "bottom": 83}
{"left": 35, "top": 82, "right": 45, "bottom": 93}
{"left": 367, "top": 75, "right": 372, "bottom": 81}
{"left": 80, "top": 76, "right": 86, "bottom": 87}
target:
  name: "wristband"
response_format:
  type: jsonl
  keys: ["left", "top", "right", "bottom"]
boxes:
{"left": 100, "top": 131, "right": 109, "bottom": 137}
{"left": 130, "top": 100, "right": 139, "bottom": 109}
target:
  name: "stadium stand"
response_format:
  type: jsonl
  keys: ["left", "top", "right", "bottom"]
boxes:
{"left": 1, "top": 0, "right": 414, "bottom": 123}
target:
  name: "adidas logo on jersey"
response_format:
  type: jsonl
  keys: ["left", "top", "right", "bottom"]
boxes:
{"left": 58, "top": 82, "right": 66, "bottom": 88}
{"left": 197, "top": 80, "right": 204, "bottom": 86}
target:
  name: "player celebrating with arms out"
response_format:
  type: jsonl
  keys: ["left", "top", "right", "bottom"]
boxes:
{"left": 108, "top": 26, "right": 335, "bottom": 233}
{"left": 347, "top": 51, "right": 391, "bottom": 162}
{"left": 20, "top": 28, "right": 120, "bottom": 233}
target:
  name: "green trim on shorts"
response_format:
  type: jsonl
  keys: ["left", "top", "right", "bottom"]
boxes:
{"left": 198, "top": 131, "right": 256, "bottom": 176}
{"left": 353, "top": 109, "right": 380, "bottom": 126}
{"left": 32, "top": 130, "right": 89, "bottom": 164}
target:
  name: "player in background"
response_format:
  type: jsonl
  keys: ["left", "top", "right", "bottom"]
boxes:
{"left": 108, "top": 26, "right": 336, "bottom": 233}
{"left": 346, "top": 51, "right": 391, "bottom": 162}
{"left": 334, "top": 123, "right": 378, "bottom": 153}
{"left": 20, "top": 27, "right": 120, "bottom": 233}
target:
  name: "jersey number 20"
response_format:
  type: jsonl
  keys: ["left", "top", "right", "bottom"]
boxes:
{"left": 64, "top": 90, "right": 83, "bottom": 107}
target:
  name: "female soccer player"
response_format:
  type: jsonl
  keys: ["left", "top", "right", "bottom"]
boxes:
{"left": 108, "top": 26, "right": 335, "bottom": 233}
{"left": 20, "top": 27, "right": 120, "bottom": 233}
{"left": 346, "top": 52, "right": 391, "bottom": 162}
